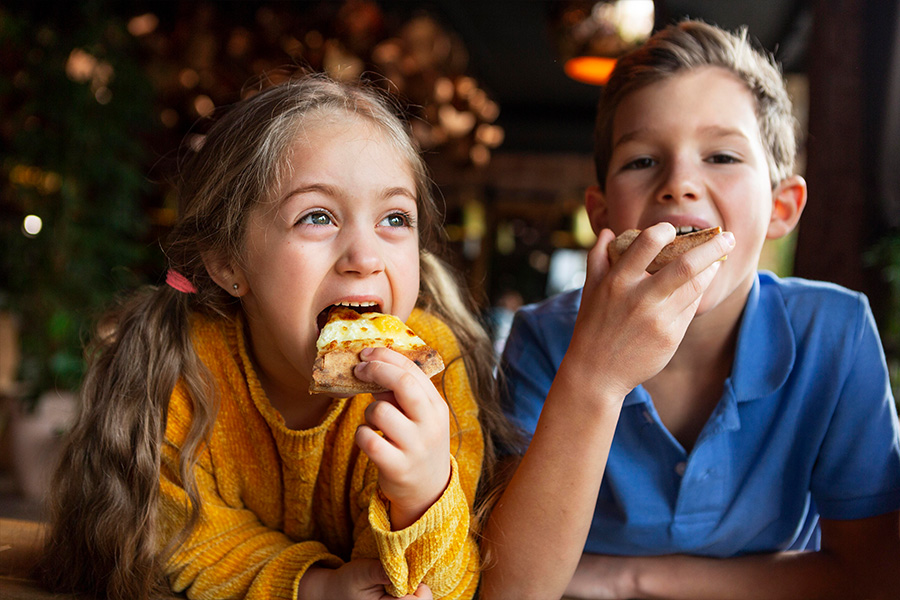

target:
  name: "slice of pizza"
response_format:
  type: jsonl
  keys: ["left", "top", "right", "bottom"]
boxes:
{"left": 608, "top": 226, "right": 723, "bottom": 274}
{"left": 309, "top": 306, "right": 445, "bottom": 396}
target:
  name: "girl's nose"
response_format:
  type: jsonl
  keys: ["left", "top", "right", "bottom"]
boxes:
{"left": 658, "top": 160, "right": 702, "bottom": 203}
{"left": 336, "top": 231, "right": 385, "bottom": 276}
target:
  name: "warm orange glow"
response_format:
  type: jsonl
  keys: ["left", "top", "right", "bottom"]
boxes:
{"left": 564, "top": 56, "right": 617, "bottom": 85}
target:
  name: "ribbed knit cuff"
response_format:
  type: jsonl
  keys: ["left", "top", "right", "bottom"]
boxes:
{"left": 369, "top": 455, "right": 470, "bottom": 596}
{"left": 247, "top": 541, "right": 343, "bottom": 600}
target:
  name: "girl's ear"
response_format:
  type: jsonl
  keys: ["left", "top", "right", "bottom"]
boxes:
{"left": 202, "top": 252, "right": 248, "bottom": 297}
{"left": 584, "top": 185, "right": 610, "bottom": 235}
{"left": 767, "top": 175, "right": 808, "bottom": 240}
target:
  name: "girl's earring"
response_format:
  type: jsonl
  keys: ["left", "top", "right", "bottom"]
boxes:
{"left": 232, "top": 283, "right": 239, "bottom": 294}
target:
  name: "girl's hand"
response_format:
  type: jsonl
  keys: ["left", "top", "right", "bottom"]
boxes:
{"left": 353, "top": 347, "right": 451, "bottom": 530}
{"left": 566, "top": 222, "right": 734, "bottom": 402}
{"left": 300, "top": 561, "right": 434, "bottom": 600}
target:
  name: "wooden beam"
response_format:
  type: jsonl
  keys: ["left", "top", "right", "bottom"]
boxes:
{"left": 794, "top": 0, "right": 886, "bottom": 314}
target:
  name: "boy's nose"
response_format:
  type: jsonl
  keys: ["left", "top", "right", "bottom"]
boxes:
{"left": 336, "top": 231, "right": 385, "bottom": 276}
{"left": 658, "top": 161, "right": 702, "bottom": 203}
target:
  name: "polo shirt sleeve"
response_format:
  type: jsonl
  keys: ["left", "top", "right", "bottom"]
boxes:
{"left": 499, "top": 307, "right": 560, "bottom": 446}
{"left": 810, "top": 296, "right": 900, "bottom": 520}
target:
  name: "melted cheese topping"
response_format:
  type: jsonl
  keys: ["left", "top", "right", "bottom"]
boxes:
{"left": 316, "top": 309, "right": 424, "bottom": 351}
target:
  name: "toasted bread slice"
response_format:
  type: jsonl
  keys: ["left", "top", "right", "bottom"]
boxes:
{"left": 608, "top": 226, "right": 723, "bottom": 274}
{"left": 309, "top": 307, "right": 444, "bottom": 396}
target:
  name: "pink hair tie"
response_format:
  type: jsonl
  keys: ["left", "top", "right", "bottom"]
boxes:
{"left": 166, "top": 270, "right": 197, "bottom": 294}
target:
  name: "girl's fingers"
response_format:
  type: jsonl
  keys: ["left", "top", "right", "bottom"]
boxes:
{"left": 363, "top": 395, "right": 416, "bottom": 443}
{"left": 354, "top": 350, "right": 438, "bottom": 423}
{"left": 355, "top": 422, "right": 404, "bottom": 465}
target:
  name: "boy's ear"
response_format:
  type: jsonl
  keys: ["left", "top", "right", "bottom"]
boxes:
{"left": 202, "top": 252, "right": 248, "bottom": 297}
{"left": 767, "top": 175, "right": 807, "bottom": 240}
{"left": 584, "top": 185, "right": 609, "bottom": 235}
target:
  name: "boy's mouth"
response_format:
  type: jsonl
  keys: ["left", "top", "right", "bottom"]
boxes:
{"left": 316, "top": 301, "right": 382, "bottom": 332}
{"left": 674, "top": 225, "right": 704, "bottom": 235}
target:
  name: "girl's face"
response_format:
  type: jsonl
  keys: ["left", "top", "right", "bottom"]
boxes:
{"left": 598, "top": 66, "right": 777, "bottom": 317}
{"left": 236, "top": 115, "right": 421, "bottom": 396}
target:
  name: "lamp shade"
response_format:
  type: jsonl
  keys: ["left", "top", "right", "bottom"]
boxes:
{"left": 554, "top": 0, "right": 655, "bottom": 85}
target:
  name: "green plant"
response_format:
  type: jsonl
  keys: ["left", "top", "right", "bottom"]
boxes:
{"left": 1, "top": 2, "right": 157, "bottom": 407}
{"left": 865, "top": 233, "right": 900, "bottom": 402}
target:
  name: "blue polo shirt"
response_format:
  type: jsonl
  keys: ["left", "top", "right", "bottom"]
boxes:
{"left": 500, "top": 272, "right": 900, "bottom": 557}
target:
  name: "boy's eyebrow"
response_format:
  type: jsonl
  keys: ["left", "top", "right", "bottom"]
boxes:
{"left": 611, "top": 128, "right": 654, "bottom": 149}
{"left": 612, "top": 125, "right": 752, "bottom": 149}
{"left": 698, "top": 125, "right": 752, "bottom": 141}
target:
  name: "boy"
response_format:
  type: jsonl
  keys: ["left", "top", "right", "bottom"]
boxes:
{"left": 488, "top": 20, "right": 900, "bottom": 600}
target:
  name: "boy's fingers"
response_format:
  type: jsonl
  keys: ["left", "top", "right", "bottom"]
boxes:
{"left": 586, "top": 228, "right": 617, "bottom": 280}
{"left": 644, "top": 229, "right": 734, "bottom": 302}
{"left": 614, "top": 222, "right": 678, "bottom": 274}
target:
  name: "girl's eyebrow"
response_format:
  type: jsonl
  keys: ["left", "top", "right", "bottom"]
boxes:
{"left": 278, "top": 183, "right": 417, "bottom": 206}
{"left": 381, "top": 186, "right": 417, "bottom": 202}
{"left": 278, "top": 183, "right": 333, "bottom": 205}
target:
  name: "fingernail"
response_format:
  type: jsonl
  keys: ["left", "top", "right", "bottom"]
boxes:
{"left": 722, "top": 231, "right": 735, "bottom": 246}
{"left": 359, "top": 347, "right": 373, "bottom": 359}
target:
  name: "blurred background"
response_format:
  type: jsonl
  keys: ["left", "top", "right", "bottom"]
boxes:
{"left": 1, "top": 0, "right": 899, "bottom": 518}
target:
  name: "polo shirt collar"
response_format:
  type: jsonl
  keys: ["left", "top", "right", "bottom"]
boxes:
{"left": 622, "top": 273, "right": 796, "bottom": 407}
{"left": 729, "top": 272, "right": 796, "bottom": 401}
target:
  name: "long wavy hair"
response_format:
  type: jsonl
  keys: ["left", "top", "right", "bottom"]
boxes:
{"left": 38, "top": 72, "right": 519, "bottom": 600}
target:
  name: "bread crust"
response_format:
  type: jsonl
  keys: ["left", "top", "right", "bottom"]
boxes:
{"left": 309, "top": 336, "right": 445, "bottom": 396}
{"left": 608, "top": 226, "right": 722, "bottom": 273}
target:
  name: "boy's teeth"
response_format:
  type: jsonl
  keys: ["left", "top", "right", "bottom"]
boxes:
{"left": 675, "top": 226, "right": 700, "bottom": 235}
{"left": 336, "top": 301, "right": 377, "bottom": 308}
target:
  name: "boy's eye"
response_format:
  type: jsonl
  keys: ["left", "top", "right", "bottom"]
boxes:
{"left": 299, "top": 211, "right": 333, "bottom": 226}
{"left": 623, "top": 157, "right": 656, "bottom": 170}
{"left": 708, "top": 154, "right": 739, "bottom": 164}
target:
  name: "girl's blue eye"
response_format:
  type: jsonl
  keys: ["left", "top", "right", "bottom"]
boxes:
{"left": 299, "top": 211, "right": 333, "bottom": 226}
{"left": 381, "top": 212, "right": 414, "bottom": 228}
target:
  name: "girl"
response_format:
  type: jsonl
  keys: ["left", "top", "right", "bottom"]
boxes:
{"left": 38, "top": 73, "right": 517, "bottom": 600}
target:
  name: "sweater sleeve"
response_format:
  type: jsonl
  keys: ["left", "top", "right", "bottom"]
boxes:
{"left": 352, "top": 311, "right": 483, "bottom": 599}
{"left": 158, "top": 392, "right": 342, "bottom": 600}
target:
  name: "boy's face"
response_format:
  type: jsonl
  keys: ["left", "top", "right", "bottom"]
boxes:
{"left": 595, "top": 66, "right": 784, "bottom": 316}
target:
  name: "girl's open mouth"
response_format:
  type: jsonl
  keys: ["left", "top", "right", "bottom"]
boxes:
{"left": 316, "top": 301, "right": 382, "bottom": 332}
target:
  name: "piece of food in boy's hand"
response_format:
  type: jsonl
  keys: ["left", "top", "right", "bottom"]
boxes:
{"left": 608, "top": 226, "right": 724, "bottom": 274}
{"left": 310, "top": 306, "right": 444, "bottom": 396}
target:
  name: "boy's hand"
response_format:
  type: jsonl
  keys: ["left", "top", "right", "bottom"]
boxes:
{"left": 300, "top": 561, "right": 434, "bottom": 600}
{"left": 566, "top": 222, "right": 734, "bottom": 401}
{"left": 565, "top": 553, "right": 636, "bottom": 599}
{"left": 353, "top": 347, "right": 451, "bottom": 530}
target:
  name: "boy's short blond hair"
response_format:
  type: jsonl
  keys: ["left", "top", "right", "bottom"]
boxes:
{"left": 593, "top": 20, "right": 798, "bottom": 190}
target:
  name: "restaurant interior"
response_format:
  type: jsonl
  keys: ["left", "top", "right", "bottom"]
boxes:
{"left": 1, "top": 0, "right": 898, "bottom": 547}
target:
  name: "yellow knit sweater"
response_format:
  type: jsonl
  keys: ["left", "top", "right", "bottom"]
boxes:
{"left": 157, "top": 309, "right": 483, "bottom": 599}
